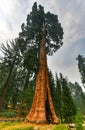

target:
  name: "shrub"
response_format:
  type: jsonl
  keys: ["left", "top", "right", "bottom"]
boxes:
{"left": 0, "top": 109, "right": 16, "bottom": 118}
{"left": 75, "top": 110, "right": 84, "bottom": 130}
{"left": 52, "top": 124, "right": 68, "bottom": 130}
{"left": 75, "top": 123, "right": 83, "bottom": 130}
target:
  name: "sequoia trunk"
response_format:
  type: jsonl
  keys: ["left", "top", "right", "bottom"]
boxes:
{"left": 24, "top": 32, "right": 59, "bottom": 124}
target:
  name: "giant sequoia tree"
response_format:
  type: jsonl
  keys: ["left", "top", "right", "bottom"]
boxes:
{"left": 19, "top": 2, "right": 63, "bottom": 124}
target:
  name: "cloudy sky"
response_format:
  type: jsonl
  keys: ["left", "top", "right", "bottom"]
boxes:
{"left": 0, "top": 0, "right": 85, "bottom": 86}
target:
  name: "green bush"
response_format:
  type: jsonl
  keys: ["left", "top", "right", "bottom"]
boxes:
{"left": 17, "top": 104, "right": 28, "bottom": 117}
{"left": 75, "top": 110, "right": 84, "bottom": 124}
{"left": 0, "top": 109, "right": 16, "bottom": 118}
{"left": 75, "top": 123, "right": 83, "bottom": 130}
{"left": 75, "top": 110, "right": 84, "bottom": 130}
{"left": 52, "top": 124, "right": 68, "bottom": 130}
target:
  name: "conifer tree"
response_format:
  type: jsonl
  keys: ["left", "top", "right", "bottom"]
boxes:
{"left": 0, "top": 40, "right": 21, "bottom": 109}
{"left": 62, "top": 78, "right": 77, "bottom": 123}
{"left": 55, "top": 73, "right": 62, "bottom": 121}
{"left": 77, "top": 55, "right": 85, "bottom": 86}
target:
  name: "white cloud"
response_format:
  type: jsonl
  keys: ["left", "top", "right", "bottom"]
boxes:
{"left": 0, "top": 0, "right": 29, "bottom": 43}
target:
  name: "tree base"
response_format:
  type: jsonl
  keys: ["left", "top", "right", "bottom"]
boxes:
{"left": 24, "top": 119, "right": 59, "bottom": 124}
{"left": 24, "top": 119, "right": 47, "bottom": 124}
{"left": 24, "top": 114, "right": 59, "bottom": 124}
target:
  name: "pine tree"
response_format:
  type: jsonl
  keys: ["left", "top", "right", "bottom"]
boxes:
{"left": 0, "top": 40, "right": 21, "bottom": 109}
{"left": 55, "top": 73, "right": 62, "bottom": 121}
{"left": 77, "top": 55, "right": 85, "bottom": 87}
{"left": 62, "top": 78, "right": 77, "bottom": 123}
{"left": 69, "top": 82, "right": 85, "bottom": 114}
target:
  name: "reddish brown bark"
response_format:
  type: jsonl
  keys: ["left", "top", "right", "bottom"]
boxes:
{"left": 24, "top": 33, "right": 59, "bottom": 124}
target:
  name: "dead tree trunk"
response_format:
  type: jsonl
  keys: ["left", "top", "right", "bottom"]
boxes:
{"left": 24, "top": 28, "right": 59, "bottom": 124}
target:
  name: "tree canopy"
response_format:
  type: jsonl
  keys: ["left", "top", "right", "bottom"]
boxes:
{"left": 18, "top": 2, "right": 63, "bottom": 56}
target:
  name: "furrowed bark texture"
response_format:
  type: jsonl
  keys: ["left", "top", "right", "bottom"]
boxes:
{"left": 24, "top": 35, "right": 59, "bottom": 124}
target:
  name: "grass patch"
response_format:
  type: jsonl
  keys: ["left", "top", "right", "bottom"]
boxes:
{"left": 0, "top": 123, "right": 69, "bottom": 130}
{"left": 52, "top": 124, "right": 68, "bottom": 130}
{"left": 2, "top": 122, "right": 85, "bottom": 130}
{"left": 0, "top": 122, "right": 34, "bottom": 130}
{"left": 9, "top": 126, "right": 34, "bottom": 130}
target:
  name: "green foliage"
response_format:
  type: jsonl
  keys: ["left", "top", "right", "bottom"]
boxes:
{"left": 75, "top": 123, "right": 83, "bottom": 130}
{"left": 8, "top": 67, "right": 27, "bottom": 108}
{"left": 75, "top": 110, "right": 84, "bottom": 124}
{"left": 0, "top": 109, "right": 16, "bottom": 118}
{"left": 23, "top": 48, "right": 39, "bottom": 74}
{"left": 21, "top": 78, "right": 35, "bottom": 110}
{"left": 0, "top": 39, "right": 22, "bottom": 108}
{"left": 48, "top": 70, "right": 56, "bottom": 107}
{"left": 62, "top": 78, "right": 77, "bottom": 123}
{"left": 68, "top": 82, "right": 85, "bottom": 114}
{"left": 0, "top": 122, "right": 34, "bottom": 130}
{"left": 49, "top": 71, "right": 77, "bottom": 123}
{"left": 52, "top": 124, "right": 68, "bottom": 130}
{"left": 18, "top": 2, "right": 63, "bottom": 56}
{"left": 1, "top": 39, "right": 21, "bottom": 71}
{"left": 12, "top": 126, "right": 34, "bottom": 130}
{"left": 0, "top": 62, "right": 8, "bottom": 96}
{"left": 77, "top": 55, "right": 85, "bottom": 86}
{"left": 24, "top": 86, "right": 34, "bottom": 109}
{"left": 55, "top": 73, "right": 62, "bottom": 121}
{"left": 17, "top": 104, "right": 27, "bottom": 117}
{"left": 75, "top": 110, "right": 84, "bottom": 130}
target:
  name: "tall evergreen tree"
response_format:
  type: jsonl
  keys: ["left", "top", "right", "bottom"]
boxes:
{"left": 18, "top": 2, "right": 63, "bottom": 124}
{"left": 62, "top": 78, "right": 77, "bottom": 123}
{"left": 55, "top": 73, "right": 62, "bottom": 121}
{"left": 69, "top": 82, "right": 85, "bottom": 114}
{"left": 0, "top": 40, "right": 21, "bottom": 109}
{"left": 77, "top": 55, "right": 85, "bottom": 87}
